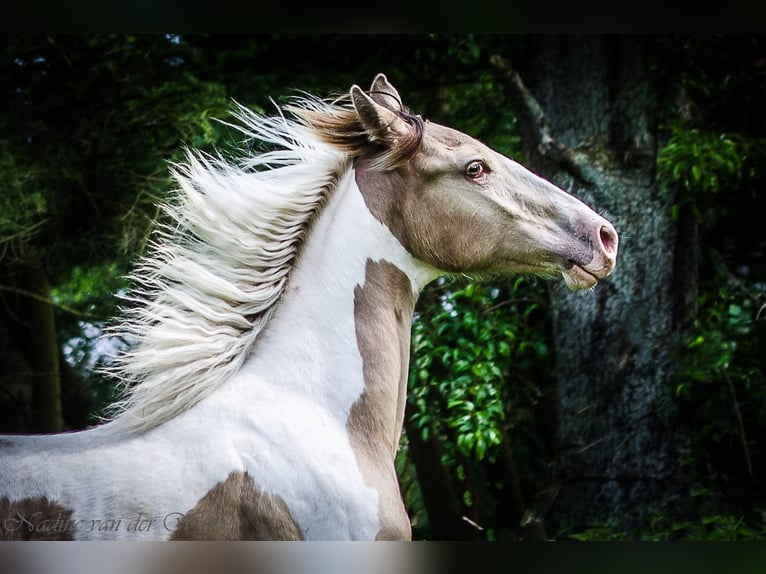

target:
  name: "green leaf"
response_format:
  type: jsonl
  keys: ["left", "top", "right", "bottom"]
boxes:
{"left": 475, "top": 436, "right": 487, "bottom": 460}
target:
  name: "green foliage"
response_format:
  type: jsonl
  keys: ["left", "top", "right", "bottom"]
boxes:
{"left": 656, "top": 127, "right": 765, "bottom": 222}
{"left": 674, "top": 285, "right": 762, "bottom": 401}
{"left": 0, "top": 35, "right": 233, "bottom": 270}
{"left": 640, "top": 35, "right": 766, "bottom": 543}
{"left": 669, "top": 267, "right": 766, "bottom": 515}
{"left": 655, "top": 121, "right": 766, "bottom": 541}
{"left": 406, "top": 276, "right": 555, "bottom": 538}
{"left": 51, "top": 263, "right": 126, "bottom": 316}
{"left": 567, "top": 488, "right": 766, "bottom": 541}
{"left": 658, "top": 128, "right": 745, "bottom": 196}
{"left": 567, "top": 513, "right": 766, "bottom": 541}
{"left": 0, "top": 141, "right": 47, "bottom": 263}
{"left": 409, "top": 279, "right": 549, "bottom": 463}
{"left": 394, "top": 440, "right": 430, "bottom": 539}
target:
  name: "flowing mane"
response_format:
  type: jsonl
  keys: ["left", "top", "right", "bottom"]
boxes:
{"left": 103, "top": 92, "right": 416, "bottom": 435}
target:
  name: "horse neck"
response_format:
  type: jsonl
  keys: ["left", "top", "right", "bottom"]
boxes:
{"left": 229, "top": 167, "right": 439, "bottom": 456}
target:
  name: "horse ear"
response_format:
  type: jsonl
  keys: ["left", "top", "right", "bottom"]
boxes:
{"left": 369, "top": 73, "right": 403, "bottom": 111}
{"left": 350, "top": 84, "right": 409, "bottom": 147}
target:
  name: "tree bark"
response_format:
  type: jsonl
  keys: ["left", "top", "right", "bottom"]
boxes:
{"left": 493, "top": 36, "right": 684, "bottom": 533}
{"left": 13, "top": 259, "right": 63, "bottom": 432}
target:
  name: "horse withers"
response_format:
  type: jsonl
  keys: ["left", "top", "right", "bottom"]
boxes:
{"left": 0, "top": 74, "right": 617, "bottom": 540}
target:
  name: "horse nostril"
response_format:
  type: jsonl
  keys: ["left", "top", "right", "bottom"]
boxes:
{"left": 599, "top": 225, "right": 617, "bottom": 255}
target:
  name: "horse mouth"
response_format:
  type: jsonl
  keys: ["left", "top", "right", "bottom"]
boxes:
{"left": 561, "top": 262, "right": 600, "bottom": 290}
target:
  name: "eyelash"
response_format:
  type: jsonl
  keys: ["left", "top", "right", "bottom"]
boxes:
{"left": 465, "top": 160, "right": 487, "bottom": 179}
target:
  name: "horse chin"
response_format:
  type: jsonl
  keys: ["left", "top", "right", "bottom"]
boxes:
{"left": 561, "top": 264, "right": 599, "bottom": 290}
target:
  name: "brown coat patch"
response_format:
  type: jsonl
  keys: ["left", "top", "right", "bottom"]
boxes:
{"left": 0, "top": 496, "right": 75, "bottom": 540}
{"left": 348, "top": 259, "right": 416, "bottom": 540}
{"left": 169, "top": 471, "right": 303, "bottom": 540}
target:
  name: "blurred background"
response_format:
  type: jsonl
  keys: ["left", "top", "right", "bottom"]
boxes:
{"left": 1, "top": 34, "right": 765, "bottom": 541}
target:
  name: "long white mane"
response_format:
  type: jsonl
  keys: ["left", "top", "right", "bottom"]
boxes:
{"left": 103, "top": 98, "right": 349, "bottom": 434}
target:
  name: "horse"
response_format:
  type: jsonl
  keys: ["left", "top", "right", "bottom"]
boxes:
{"left": 0, "top": 74, "right": 618, "bottom": 540}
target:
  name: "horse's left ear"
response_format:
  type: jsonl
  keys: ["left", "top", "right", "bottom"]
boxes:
{"left": 369, "top": 73, "right": 403, "bottom": 111}
{"left": 350, "top": 84, "right": 410, "bottom": 147}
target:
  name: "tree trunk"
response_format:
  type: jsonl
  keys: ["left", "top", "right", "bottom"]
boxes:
{"left": 494, "top": 36, "right": 685, "bottom": 533}
{"left": 0, "top": 312, "right": 33, "bottom": 432}
{"left": 403, "top": 404, "right": 479, "bottom": 540}
{"left": 13, "top": 259, "right": 63, "bottom": 432}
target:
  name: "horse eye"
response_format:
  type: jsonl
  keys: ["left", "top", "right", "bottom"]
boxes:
{"left": 465, "top": 160, "right": 486, "bottom": 179}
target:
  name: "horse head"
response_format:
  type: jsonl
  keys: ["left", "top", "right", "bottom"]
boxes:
{"left": 347, "top": 74, "right": 618, "bottom": 289}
